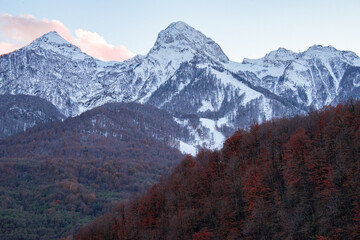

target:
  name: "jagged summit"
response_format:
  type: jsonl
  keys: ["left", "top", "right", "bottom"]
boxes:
{"left": 167, "top": 21, "right": 193, "bottom": 33}
{"left": 306, "top": 44, "right": 336, "bottom": 52}
{"left": 300, "top": 45, "right": 340, "bottom": 58}
{"left": 149, "top": 21, "right": 229, "bottom": 63}
{"left": 26, "top": 31, "right": 90, "bottom": 60}
{"left": 154, "top": 21, "right": 204, "bottom": 45}
{"left": 30, "top": 31, "right": 71, "bottom": 46}
{"left": 264, "top": 47, "right": 297, "bottom": 61}
{"left": 298, "top": 44, "right": 360, "bottom": 64}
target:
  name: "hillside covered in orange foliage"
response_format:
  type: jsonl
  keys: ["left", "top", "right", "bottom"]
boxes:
{"left": 76, "top": 100, "right": 360, "bottom": 240}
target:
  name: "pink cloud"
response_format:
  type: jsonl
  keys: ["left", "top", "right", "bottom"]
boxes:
{"left": 0, "top": 13, "right": 134, "bottom": 61}
{"left": 1, "top": 13, "right": 74, "bottom": 44}
{"left": 0, "top": 41, "right": 20, "bottom": 55}
{"left": 75, "top": 29, "right": 134, "bottom": 61}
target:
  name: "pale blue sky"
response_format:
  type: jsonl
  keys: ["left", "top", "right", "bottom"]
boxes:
{"left": 1, "top": 0, "right": 359, "bottom": 62}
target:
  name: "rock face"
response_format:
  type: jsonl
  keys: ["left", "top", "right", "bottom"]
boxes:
{"left": 1, "top": 21, "right": 360, "bottom": 151}
{"left": 0, "top": 95, "right": 64, "bottom": 139}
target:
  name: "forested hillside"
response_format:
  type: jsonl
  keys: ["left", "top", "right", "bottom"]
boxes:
{"left": 76, "top": 99, "right": 360, "bottom": 240}
{"left": 0, "top": 102, "right": 184, "bottom": 240}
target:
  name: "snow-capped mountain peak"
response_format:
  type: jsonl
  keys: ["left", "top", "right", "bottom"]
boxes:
{"left": 299, "top": 44, "right": 359, "bottom": 65}
{"left": 28, "top": 31, "right": 78, "bottom": 52}
{"left": 26, "top": 31, "right": 88, "bottom": 60}
{"left": 264, "top": 47, "right": 297, "bottom": 61}
{"left": 306, "top": 44, "right": 336, "bottom": 52}
{"left": 31, "top": 31, "right": 70, "bottom": 45}
{"left": 149, "top": 21, "right": 229, "bottom": 63}
{"left": 300, "top": 45, "right": 339, "bottom": 58}
{"left": 242, "top": 47, "right": 297, "bottom": 66}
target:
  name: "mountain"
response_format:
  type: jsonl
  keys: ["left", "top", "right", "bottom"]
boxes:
{"left": 1, "top": 21, "right": 360, "bottom": 152}
{"left": 75, "top": 100, "right": 360, "bottom": 240}
{"left": 0, "top": 94, "right": 64, "bottom": 139}
{"left": 0, "top": 102, "right": 185, "bottom": 240}
{"left": 231, "top": 45, "right": 360, "bottom": 109}
{"left": 0, "top": 31, "right": 104, "bottom": 117}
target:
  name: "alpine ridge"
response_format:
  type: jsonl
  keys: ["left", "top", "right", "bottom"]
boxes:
{"left": 1, "top": 21, "right": 360, "bottom": 153}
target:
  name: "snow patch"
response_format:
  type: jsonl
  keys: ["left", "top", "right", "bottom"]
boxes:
{"left": 178, "top": 140, "right": 197, "bottom": 156}
{"left": 353, "top": 58, "right": 360, "bottom": 66}
{"left": 323, "top": 60, "right": 339, "bottom": 93}
{"left": 200, "top": 118, "right": 225, "bottom": 149}
{"left": 262, "top": 98, "right": 273, "bottom": 121}
{"left": 225, "top": 59, "right": 288, "bottom": 79}
{"left": 198, "top": 99, "right": 214, "bottom": 112}
{"left": 212, "top": 69, "right": 262, "bottom": 104}
{"left": 216, "top": 116, "right": 228, "bottom": 127}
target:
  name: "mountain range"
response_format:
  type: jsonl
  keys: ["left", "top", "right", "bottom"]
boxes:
{"left": 1, "top": 21, "right": 360, "bottom": 153}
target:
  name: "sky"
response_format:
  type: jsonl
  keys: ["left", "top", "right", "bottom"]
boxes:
{"left": 0, "top": 0, "right": 360, "bottom": 62}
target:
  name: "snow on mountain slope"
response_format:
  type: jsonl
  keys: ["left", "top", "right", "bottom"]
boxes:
{"left": 225, "top": 47, "right": 297, "bottom": 86}
{"left": 0, "top": 21, "right": 230, "bottom": 118}
{"left": 275, "top": 46, "right": 359, "bottom": 108}
{"left": 28, "top": 31, "right": 88, "bottom": 60}
{"left": 149, "top": 21, "right": 228, "bottom": 63}
{"left": 227, "top": 45, "right": 360, "bottom": 110}
{"left": 0, "top": 31, "right": 113, "bottom": 116}
{"left": 128, "top": 21, "right": 229, "bottom": 104}
{"left": 1, "top": 21, "right": 360, "bottom": 153}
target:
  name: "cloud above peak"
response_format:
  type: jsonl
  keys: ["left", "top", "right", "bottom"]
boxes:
{"left": 74, "top": 29, "right": 134, "bottom": 61}
{"left": 0, "top": 13, "right": 134, "bottom": 61}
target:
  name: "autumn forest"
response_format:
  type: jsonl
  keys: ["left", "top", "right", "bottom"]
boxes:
{"left": 76, "top": 100, "right": 360, "bottom": 240}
